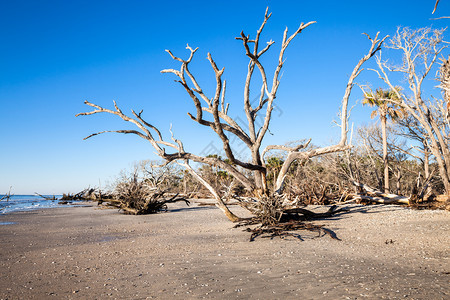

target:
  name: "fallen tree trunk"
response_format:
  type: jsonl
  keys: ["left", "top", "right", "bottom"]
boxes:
{"left": 351, "top": 194, "right": 410, "bottom": 205}
{"left": 351, "top": 181, "right": 410, "bottom": 204}
{"left": 35, "top": 193, "right": 57, "bottom": 200}
{"left": 101, "top": 193, "right": 190, "bottom": 215}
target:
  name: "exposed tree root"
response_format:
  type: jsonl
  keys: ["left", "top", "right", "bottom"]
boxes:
{"left": 235, "top": 205, "right": 345, "bottom": 241}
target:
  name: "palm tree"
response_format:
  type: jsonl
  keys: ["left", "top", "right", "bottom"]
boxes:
{"left": 265, "top": 156, "right": 284, "bottom": 188}
{"left": 363, "top": 87, "right": 404, "bottom": 193}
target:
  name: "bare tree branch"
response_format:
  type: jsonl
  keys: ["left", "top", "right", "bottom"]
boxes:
{"left": 273, "top": 32, "right": 387, "bottom": 194}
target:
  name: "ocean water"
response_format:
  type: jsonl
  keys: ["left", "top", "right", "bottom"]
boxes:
{"left": 0, "top": 194, "right": 75, "bottom": 215}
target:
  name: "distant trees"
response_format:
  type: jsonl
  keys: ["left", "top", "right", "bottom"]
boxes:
{"left": 368, "top": 27, "right": 450, "bottom": 194}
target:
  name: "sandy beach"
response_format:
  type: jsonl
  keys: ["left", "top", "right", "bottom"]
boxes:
{"left": 0, "top": 202, "right": 448, "bottom": 299}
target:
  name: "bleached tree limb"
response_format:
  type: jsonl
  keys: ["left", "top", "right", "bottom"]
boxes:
{"left": 273, "top": 32, "right": 388, "bottom": 194}
{"left": 430, "top": 16, "right": 450, "bottom": 20}
{"left": 76, "top": 101, "right": 256, "bottom": 192}
{"left": 432, "top": 0, "right": 440, "bottom": 14}
{"left": 261, "top": 139, "right": 311, "bottom": 160}
{"left": 177, "top": 160, "right": 240, "bottom": 222}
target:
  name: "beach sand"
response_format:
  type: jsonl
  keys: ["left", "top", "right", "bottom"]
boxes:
{"left": 0, "top": 202, "right": 448, "bottom": 299}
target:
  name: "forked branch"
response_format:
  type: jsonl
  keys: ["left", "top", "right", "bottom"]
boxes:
{"left": 273, "top": 32, "right": 388, "bottom": 194}
{"left": 76, "top": 101, "right": 257, "bottom": 194}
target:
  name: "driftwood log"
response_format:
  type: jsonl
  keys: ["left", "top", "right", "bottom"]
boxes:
{"left": 35, "top": 193, "right": 57, "bottom": 201}
{"left": 102, "top": 192, "right": 190, "bottom": 215}
{"left": 350, "top": 181, "right": 410, "bottom": 204}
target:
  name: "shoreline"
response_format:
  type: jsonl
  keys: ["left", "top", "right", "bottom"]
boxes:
{"left": 0, "top": 202, "right": 448, "bottom": 299}
{"left": 0, "top": 194, "right": 87, "bottom": 215}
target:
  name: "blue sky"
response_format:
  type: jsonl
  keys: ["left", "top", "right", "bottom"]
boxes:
{"left": 0, "top": 0, "right": 448, "bottom": 194}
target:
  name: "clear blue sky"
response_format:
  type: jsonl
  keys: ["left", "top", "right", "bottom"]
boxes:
{"left": 0, "top": 0, "right": 448, "bottom": 194}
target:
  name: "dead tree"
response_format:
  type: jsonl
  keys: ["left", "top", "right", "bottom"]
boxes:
{"left": 367, "top": 27, "right": 450, "bottom": 194}
{"left": 77, "top": 9, "right": 386, "bottom": 222}
{"left": 0, "top": 187, "right": 13, "bottom": 201}
{"left": 140, "top": 160, "right": 181, "bottom": 192}
{"left": 111, "top": 167, "right": 189, "bottom": 215}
